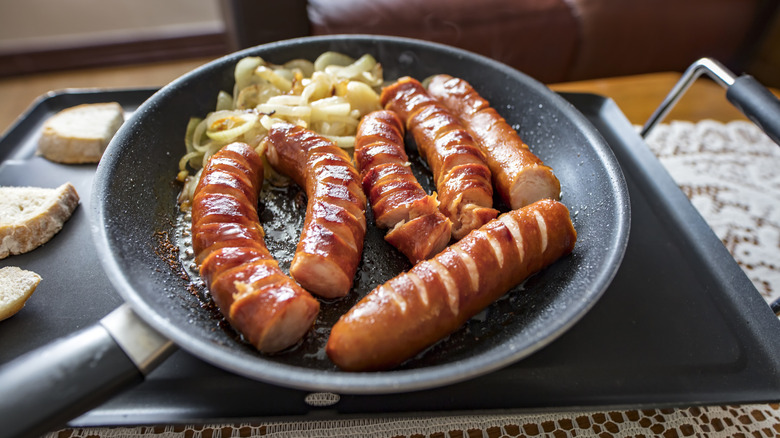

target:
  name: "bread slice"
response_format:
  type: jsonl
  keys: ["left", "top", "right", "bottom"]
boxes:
{"left": 38, "top": 102, "right": 124, "bottom": 163}
{"left": 0, "top": 183, "right": 80, "bottom": 259}
{"left": 0, "top": 266, "right": 41, "bottom": 320}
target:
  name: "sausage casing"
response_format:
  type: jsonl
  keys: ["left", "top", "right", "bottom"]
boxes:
{"left": 380, "top": 77, "right": 498, "bottom": 240}
{"left": 427, "top": 74, "right": 561, "bottom": 209}
{"left": 326, "top": 198, "right": 576, "bottom": 371}
{"left": 192, "top": 142, "right": 320, "bottom": 353}
{"left": 354, "top": 110, "right": 452, "bottom": 263}
{"left": 263, "top": 123, "right": 367, "bottom": 298}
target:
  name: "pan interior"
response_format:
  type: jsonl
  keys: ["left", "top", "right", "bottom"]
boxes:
{"left": 92, "top": 35, "right": 629, "bottom": 393}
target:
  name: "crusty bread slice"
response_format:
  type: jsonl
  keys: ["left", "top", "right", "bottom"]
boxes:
{"left": 38, "top": 102, "right": 124, "bottom": 163}
{"left": 0, "top": 266, "right": 41, "bottom": 321}
{"left": 0, "top": 183, "right": 80, "bottom": 259}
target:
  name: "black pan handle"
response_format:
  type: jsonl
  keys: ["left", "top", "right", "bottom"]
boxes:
{"left": 726, "top": 74, "right": 780, "bottom": 146}
{"left": 0, "top": 304, "right": 174, "bottom": 438}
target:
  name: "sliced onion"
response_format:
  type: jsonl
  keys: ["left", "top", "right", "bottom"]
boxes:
{"left": 205, "top": 111, "right": 260, "bottom": 142}
{"left": 324, "top": 54, "right": 376, "bottom": 80}
{"left": 179, "top": 51, "right": 388, "bottom": 206}
{"left": 341, "top": 81, "right": 381, "bottom": 117}
{"left": 215, "top": 90, "right": 233, "bottom": 111}
{"left": 235, "top": 57, "right": 264, "bottom": 91}
{"left": 265, "top": 95, "right": 307, "bottom": 106}
{"left": 301, "top": 72, "right": 336, "bottom": 102}
{"left": 260, "top": 114, "right": 286, "bottom": 130}
{"left": 271, "top": 67, "right": 295, "bottom": 82}
{"left": 235, "top": 83, "right": 282, "bottom": 110}
{"left": 323, "top": 135, "right": 356, "bottom": 149}
{"left": 311, "top": 102, "right": 352, "bottom": 120}
{"left": 284, "top": 59, "right": 315, "bottom": 78}
{"left": 191, "top": 118, "right": 211, "bottom": 152}
{"left": 256, "top": 103, "right": 312, "bottom": 120}
{"left": 314, "top": 51, "right": 355, "bottom": 71}
{"left": 178, "top": 150, "right": 201, "bottom": 173}
{"left": 201, "top": 142, "right": 225, "bottom": 168}
{"left": 255, "top": 66, "right": 293, "bottom": 92}
{"left": 184, "top": 117, "right": 202, "bottom": 153}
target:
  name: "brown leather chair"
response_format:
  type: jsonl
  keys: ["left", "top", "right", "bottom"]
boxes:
{"left": 220, "top": 0, "right": 778, "bottom": 84}
{"left": 307, "top": 0, "right": 579, "bottom": 83}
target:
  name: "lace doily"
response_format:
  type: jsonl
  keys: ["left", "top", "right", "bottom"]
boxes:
{"left": 49, "top": 404, "right": 780, "bottom": 437}
{"left": 48, "top": 121, "right": 780, "bottom": 438}
{"left": 644, "top": 120, "right": 780, "bottom": 304}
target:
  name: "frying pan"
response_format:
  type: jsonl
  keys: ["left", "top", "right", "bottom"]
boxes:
{"left": 0, "top": 35, "right": 630, "bottom": 437}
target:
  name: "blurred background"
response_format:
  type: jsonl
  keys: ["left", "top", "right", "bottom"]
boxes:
{"left": 1, "top": 0, "right": 778, "bottom": 86}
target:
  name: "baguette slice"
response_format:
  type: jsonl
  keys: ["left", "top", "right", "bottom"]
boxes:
{"left": 38, "top": 102, "right": 124, "bottom": 163}
{"left": 0, "top": 267, "right": 42, "bottom": 320}
{"left": 0, "top": 183, "right": 80, "bottom": 259}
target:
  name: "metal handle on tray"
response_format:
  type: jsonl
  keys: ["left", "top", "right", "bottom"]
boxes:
{"left": 640, "top": 57, "right": 780, "bottom": 146}
{"left": 640, "top": 58, "right": 780, "bottom": 315}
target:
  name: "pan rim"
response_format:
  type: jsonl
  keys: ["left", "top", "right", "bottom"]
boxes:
{"left": 92, "top": 34, "right": 630, "bottom": 394}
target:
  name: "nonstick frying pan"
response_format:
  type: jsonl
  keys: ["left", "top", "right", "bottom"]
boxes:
{"left": 0, "top": 35, "right": 630, "bottom": 437}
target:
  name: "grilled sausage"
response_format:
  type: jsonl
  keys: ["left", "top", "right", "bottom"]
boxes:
{"left": 191, "top": 142, "right": 320, "bottom": 353}
{"left": 263, "top": 123, "right": 367, "bottom": 298}
{"left": 427, "top": 74, "right": 561, "bottom": 209}
{"left": 380, "top": 77, "right": 498, "bottom": 240}
{"left": 326, "top": 198, "right": 576, "bottom": 371}
{"left": 354, "top": 110, "right": 452, "bottom": 263}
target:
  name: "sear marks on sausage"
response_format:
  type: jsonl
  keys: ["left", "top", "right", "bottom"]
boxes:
{"left": 380, "top": 77, "right": 499, "bottom": 240}
{"left": 355, "top": 110, "right": 452, "bottom": 263}
{"left": 263, "top": 123, "right": 367, "bottom": 299}
{"left": 192, "top": 142, "right": 320, "bottom": 353}
{"left": 427, "top": 74, "right": 561, "bottom": 209}
{"left": 326, "top": 198, "right": 576, "bottom": 372}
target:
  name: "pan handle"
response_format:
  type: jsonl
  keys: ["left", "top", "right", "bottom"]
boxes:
{"left": 640, "top": 57, "right": 780, "bottom": 146}
{"left": 0, "top": 304, "right": 174, "bottom": 438}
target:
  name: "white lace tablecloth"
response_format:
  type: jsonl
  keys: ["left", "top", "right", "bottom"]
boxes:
{"left": 50, "top": 120, "right": 780, "bottom": 438}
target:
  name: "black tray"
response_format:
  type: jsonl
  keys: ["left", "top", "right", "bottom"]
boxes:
{"left": 1, "top": 89, "right": 778, "bottom": 427}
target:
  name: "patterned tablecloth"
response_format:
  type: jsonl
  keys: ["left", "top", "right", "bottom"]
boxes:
{"left": 49, "top": 120, "right": 780, "bottom": 437}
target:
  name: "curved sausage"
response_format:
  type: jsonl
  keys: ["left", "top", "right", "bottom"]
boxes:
{"left": 263, "top": 123, "right": 367, "bottom": 298}
{"left": 380, "top": 77, "right": 498, "bottom": 240}
{"left": 354, "top": 110, "right": 452, "bottom": 263}
{"left": 192, "top": 142, "right": 320, "bottom": 353}
{"left": 326, "top": 198, "right": 576, "bottom": 371}
{"left": 427, "top": 74, "right": 561, "bottom": 209}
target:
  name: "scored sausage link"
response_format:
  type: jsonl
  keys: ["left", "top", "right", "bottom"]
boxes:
{"left": 326, "top": 198, "right": 576, "bottom": 371}
{"left": 263, "top": 123, "right": 367, "bottom": 298}
{"left": 427, "top": 74, "right": 561, "bottom": 209}
{"left": 355, "top": 110, "right": 452, "bottom": 263}
{"left": 380, "top": 77, "right": 498, "bottom": 240}
{"left": 191, "top": 142, "right": 319, "bottom": 353}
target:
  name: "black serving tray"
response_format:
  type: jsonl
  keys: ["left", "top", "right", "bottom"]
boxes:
{"left": 0, "top": 89, "right": 778, "bottom": 427}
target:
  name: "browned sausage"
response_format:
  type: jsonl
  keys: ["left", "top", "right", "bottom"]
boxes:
{"left": 427, "top": 74, "right": 561, "bottom": 209}
{"left": 380, "top": 77, "right": 498, "bottom": 240}
{"left": 326, "top": 198, "right": 576, "bottom": 371}
{"left": 354, "top": 110, "right": 452, "bottom": 263}
{"left": 263, "top": 123, "right": 367, "bottom": 298}
{"left": 191, "top": 142, "right": 320, "bottom": 353}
